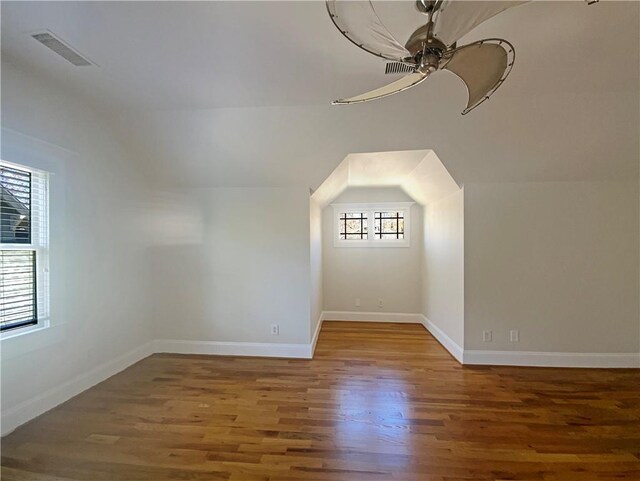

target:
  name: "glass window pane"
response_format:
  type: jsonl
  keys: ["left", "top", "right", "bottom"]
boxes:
{"left": 339, "top": 212, "right": 367, "bottom": 240}
{"left": 382, "top": 219, "right": 397, "bottom": 232}
{"left": 345, "top": 219, "right": 361, "bottom": 233}
{"left": 1, "top": 166, "right": 32, "bottom": 244}
{"left": 373, "top": 211, "right": 404, "bottom": 239}
{"left": 0, "top": 249, "right": 37, "bottom": 331}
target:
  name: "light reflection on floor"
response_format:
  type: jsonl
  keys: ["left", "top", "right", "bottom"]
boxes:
{"left": 333, "top": 367, "right": 414, "bottom": 469}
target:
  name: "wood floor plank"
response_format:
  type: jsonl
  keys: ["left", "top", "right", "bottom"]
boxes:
{"left": 2, "top": 321, "right": 639, "bottom": 480}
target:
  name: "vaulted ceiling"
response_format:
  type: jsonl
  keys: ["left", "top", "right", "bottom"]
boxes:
{"left": 312, "top": 150, "right": 460, "bottom": 207}
{"left": 2, "top": 1, "right": 638, "bottom": 188}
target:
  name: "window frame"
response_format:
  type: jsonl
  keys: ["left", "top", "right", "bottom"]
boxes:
{"left": 1, "top": 159, "right": 50, "bottom": 338}
{"left": 332, "top": 202, "right": 413, "bottom": 248}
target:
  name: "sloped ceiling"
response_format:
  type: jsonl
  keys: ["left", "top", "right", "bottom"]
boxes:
{"left": 312, "top": 150, "right": 460, "bottom": 207}
{"left": 1, "top": 1, "right": 638, "bottom": 189}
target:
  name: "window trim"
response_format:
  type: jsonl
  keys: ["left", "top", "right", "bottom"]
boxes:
{"left": 332, "top": 202, "right": 413, "bottom": 248}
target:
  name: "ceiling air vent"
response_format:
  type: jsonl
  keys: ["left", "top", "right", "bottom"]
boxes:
{"left": 31, "top": 31, "right": 92, "bottom": 66}
{"left": 385, "top": 62, "right": 414, "bottom": 75}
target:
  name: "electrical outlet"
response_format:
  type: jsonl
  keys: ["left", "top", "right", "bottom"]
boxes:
{"left": 355, "top": 298, "right": 361, "bottom": 307}
{"left": 270, "top": 324, "right": 279, "bottom": 336}
{"left": 378, "top": 299, "right": 383, "bottom": 309}
{"left": 510, "top": 329, "right": 519, "bottom": 342}
{"left": 482, "top": 330, "right": 492, "bottom": 342}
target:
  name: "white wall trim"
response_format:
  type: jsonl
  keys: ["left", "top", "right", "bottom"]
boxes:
{"left": 322, "top": 311, "right": 424, "bottom": 323}
{"left": 154, "top": 339, "right": 313, "bottom": 360}
{"left": 420, "top": 316, "right": 464, "bottom": 364}
{"left": 463, "top": 350, "right": 640, "bottom": 368}
{"left": 310, "top": 314, "right": 324, "bottom": 356}
{"left": 1, "top": 341, "right": 154, "bottom": 437}
{"left": 2, "top": 336, "right": 318, "bottom": 437}
{"left": 418, "top": 315, "right": 639, "bottom": 368}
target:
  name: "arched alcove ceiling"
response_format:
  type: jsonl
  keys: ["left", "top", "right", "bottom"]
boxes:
{"left": 312, "top": 149, "right": 459, "bottom": 207}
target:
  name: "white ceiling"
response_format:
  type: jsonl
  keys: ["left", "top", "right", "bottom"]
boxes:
{"left": 1, "top": 1, "right": 638, "bottom": 188}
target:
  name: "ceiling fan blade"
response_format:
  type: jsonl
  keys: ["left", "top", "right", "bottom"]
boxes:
{"left": 443, "top": 39, "right": 514, "bottom": 114}
{"left": 433, "top": 1, "right": 528, "bottom": 46}
{"left": 332, "top": 71, "right": 429, "bottom": 104}
{"left": 326, "top": 0, "right": 413, "bottom": 62}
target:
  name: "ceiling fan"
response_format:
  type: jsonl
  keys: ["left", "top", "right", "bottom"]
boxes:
{"left": 327, "top": 0, "right": 598, "bottom": 114}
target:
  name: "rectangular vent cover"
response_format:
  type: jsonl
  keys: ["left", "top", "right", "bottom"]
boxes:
{"left": 385, "top": 62, "right": 414, "bottom": 75}
{"left": 31, "top": 32, "right": 92, "bottom": 66}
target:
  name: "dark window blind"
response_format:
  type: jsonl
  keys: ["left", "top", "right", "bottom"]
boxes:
{"left": 0, "top": 250, "right": 37, "bottom": 331}
{"left": 1, "top": 165, "right": 32, "bottom": 244}
{"left": 1, "top": 164, "right": 38, "bottom": 332}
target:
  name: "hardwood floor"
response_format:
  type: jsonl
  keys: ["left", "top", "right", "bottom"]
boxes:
{"left": 2, "top": 321, "right": 639, "bottom": 480}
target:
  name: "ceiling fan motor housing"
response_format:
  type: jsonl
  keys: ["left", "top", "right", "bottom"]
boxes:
{"left": 405, "top": 24, "right": 447, "bottom": 58}
{"left": 420, "top": 53, "right": 440, "bottom": 73}
{"left": 405, "top": 25, "right": 447, "bottom": 73}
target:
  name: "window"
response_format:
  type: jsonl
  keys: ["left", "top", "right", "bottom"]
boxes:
{"left": 339, "top": 212, "right": 368, "bottom": 240}
{"left": 374, "top": 211, "right": 404, "bottom": 240}
{"left": 1, "top": 161, "right": 49, "bottom": 334}
{"left": 333, "top": 202, "right": 412, "bottom": 247}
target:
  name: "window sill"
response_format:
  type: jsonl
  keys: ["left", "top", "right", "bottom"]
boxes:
{"left": 334, "top": 240, "right": 410, "bottom": 248}
{"left": 1, "top": 321, "right": 67, "bottom": 359}
{"left": 0, "top": 322, "right": 47, "bottom": 341}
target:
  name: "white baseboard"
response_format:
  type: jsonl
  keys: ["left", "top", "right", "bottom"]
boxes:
{"left": 2, "top": 333, "right": 318, "bottom": 437}
{"left": 322, "top": 311, "right": 424, "bottom": 323}
{"left": 310, "top": 315, "right": 324, "bottom": 357}
{"left": 464, "top": 350, "right": 640, "bottom": 368}
{"left": 420, "top": 316, "right": 464, "bottom": 364}
{"left": 418, "top": 316, "right": 639, "bottom": 368}
{"left": 154, "top": 339, "right": 313, "bottom": 359}
{"left": 1, "top": 341, "right": 154, "bottom": 437}
{"left": 4, "top": 318, "right": 638, "bottom": 437}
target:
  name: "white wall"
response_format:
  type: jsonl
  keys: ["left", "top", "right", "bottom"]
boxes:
{"left": 309, "top": 196, "right": 323, "bottom": 338}
{"left": 2, "top": 49, "right": 638, "bottom": 441}
{"left": 422, "top": 189, "right": 464, "bottom": 349}
{"left": 1, "top": 58, "right": 152, "bottom": 433}
{"left": 322, "top": 187, "right": 423, "bottom": 314}
{"left": 150, "top": 187, "right": 312, "bottom": 345}
{"left": 464, "top": 181, "right": 640, "bottom": 354}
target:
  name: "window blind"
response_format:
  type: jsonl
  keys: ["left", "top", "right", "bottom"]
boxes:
{"left": 0, "top": 250, "right": 37, "bottom": 330}
{"left": 1, "top": 165, "right": 31, "bottom": 243}
{"left": 0, "top": 162, "right": 48, "bottom": 332}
